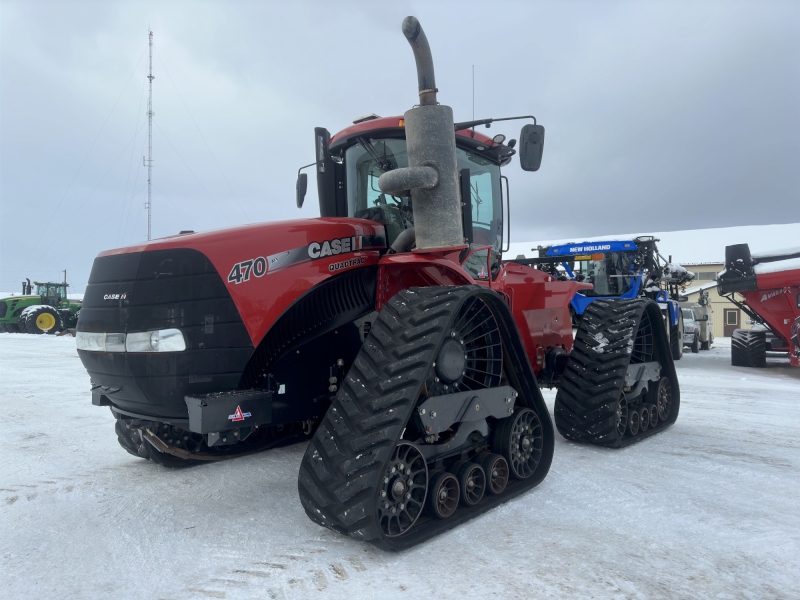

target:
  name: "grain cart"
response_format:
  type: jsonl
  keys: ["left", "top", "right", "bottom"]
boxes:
{"left": 75, "top": 16, "right": 679, "bottom": 550}
{"left": 0, "top": 278, "right": 81, "bottom": 334}
{"left": 717, "top": 244, "right": 800, "bottom": 367}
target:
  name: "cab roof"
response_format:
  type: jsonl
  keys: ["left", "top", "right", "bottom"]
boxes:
{"left": 329, "top": 115, "right": 515, "bottom": 166}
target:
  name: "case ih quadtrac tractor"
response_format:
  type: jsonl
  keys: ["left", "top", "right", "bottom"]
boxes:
{"left": 520, "top": 237, "right": 695, "bottom": 360}
{"left": 717, "top": 243, "right": 800, "bottom": 368}
{"left": 76, "top": 17, "right": 679, "bottom": 550}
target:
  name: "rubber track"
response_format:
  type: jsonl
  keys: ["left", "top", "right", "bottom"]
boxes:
{"left": 297, "top": 285, "right": 554, "bottom": 550}
{"left": 731, "top": 329, "right": 766, "bottom": 368}
{"left": 554, "top": 299, "right": 680, "bottom": 448}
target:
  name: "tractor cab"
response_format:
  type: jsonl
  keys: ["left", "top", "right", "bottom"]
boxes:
{"left": 34, "top": 281, "right": 68, "bottom": 307}
{"left": 298, "top": 115, "right": 542, "bottom": 281}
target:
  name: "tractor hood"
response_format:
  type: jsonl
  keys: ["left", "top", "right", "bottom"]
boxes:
{"left": 90, "top": 217, "right": 386, "bottom": 346}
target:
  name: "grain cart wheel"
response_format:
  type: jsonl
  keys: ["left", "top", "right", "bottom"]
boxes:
{"left": 26, "top": 306, "right": 62, "bottom": 334}
{"left": 478, "top": 453, "right": 509, "bottom": 496}
{"left": 731, "top": 329, "right": 766, "bottom": 368}
{"left": 691, "top": 334, "right": 700, "bottom": 354}
{"left": 298, "top": 285, "right": 554, "bottom": 550}
{"left": 554, "top": 298, "right": 680, "bottom": 448}
{"left": 427, "top": 472, "right": 459, "bottom": 519}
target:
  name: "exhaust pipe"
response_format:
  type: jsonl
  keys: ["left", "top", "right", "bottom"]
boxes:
{"left": 378, "top": 16, "right": 463, "bottom": 251}
{"left": 401, "top": 16, "right": 438, "bottom": 106}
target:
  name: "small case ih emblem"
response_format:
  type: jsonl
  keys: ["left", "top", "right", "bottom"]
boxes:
{"left": 228, "top": 406, "right": 252, "bottom": 422}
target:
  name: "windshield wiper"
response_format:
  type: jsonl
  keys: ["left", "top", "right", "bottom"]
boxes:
{"left": 356, "top": 137, "right": 394, "bottom": 172}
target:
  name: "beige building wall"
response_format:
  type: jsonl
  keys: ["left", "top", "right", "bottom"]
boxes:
{"left": 681, "top": 262, "right": 752, "bottom": 339}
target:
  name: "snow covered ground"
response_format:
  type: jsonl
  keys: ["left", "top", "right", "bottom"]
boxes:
{"left": 1, "top": 334, "right": 799, "bottom": 600}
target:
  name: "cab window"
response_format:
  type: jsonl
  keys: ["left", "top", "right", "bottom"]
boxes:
{"left": 344, "top": 137, "right": 503, "bottom": 270}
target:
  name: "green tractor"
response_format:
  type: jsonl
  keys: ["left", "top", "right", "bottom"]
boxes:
{"left": 0, "top": 278, "right": 81, "bottom": 334}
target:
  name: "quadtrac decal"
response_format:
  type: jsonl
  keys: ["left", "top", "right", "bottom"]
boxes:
{"left": 227, "top": 234, "right": 385, "bottom": 285}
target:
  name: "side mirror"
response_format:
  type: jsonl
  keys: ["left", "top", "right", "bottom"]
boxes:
{"left": 296, "top": 173, "right": 308, "bottom": 208}
{"left": 519, "top": 124, "right": 545, "bottom": 171}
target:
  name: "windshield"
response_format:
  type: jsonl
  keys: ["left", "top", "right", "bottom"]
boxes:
{"left": 573, "top": 252, "right": 636, "bottom": 297}
{"left": 682, "top": 309, "right": 695, "bottom": 321}
{"left": 344, "top": 138, "right": 503, "bottom": 257}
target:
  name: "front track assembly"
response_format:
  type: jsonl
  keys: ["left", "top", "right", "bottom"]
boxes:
{"left": 298, "top": 285, "right": 554, "bottom": 550}
{"left": 554, "top": 299, "right": 680, "bottom": 448}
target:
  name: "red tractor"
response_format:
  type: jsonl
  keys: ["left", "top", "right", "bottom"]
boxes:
{"left": 76, "top": 17, "right": 679, "bottom": 550}
{"left": 717, "top": 244, "right": 800, "bottom": 368}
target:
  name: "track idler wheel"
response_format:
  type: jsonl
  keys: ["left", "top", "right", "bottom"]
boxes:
{"left": 655, "top": 376, "right": 673, "bottom": 421}
{"left": 427, "top": 471, "right": 459, "bottom": 519}
{"left": 453, "top": 462, "right": 485, "bottom": 507}
{"left": 645, "top": 403, "right": 658, "bottom": 428}
{"left": 615, "top": 393, "right": 628, "bottom": 438}
{"left": 628, "top": 409, "right": 640, "bottom": 436}
{"left": 478, "top": 453, "right": 509, "bottom": 496}
{"left": 377, "top": 442, "right": 428, "bottom": 538}
{"left": 638, "top": 406, "right": 649, "bottom": 433}
{"left": 494, "top": 408, "right": 543, "bottom": 480}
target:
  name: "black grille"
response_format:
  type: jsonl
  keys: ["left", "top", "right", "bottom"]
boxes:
{"left": 0, "top": 302, "right": 7, "bottom": 319}
{"left": 78, "top": 248, "right": 252, "bottom": 418}
{"left": 240, "top": 267, "right": 376, "bottom": 388}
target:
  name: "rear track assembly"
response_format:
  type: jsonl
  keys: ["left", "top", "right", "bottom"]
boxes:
{"left": 554, "top": 299, "right": 680, "bottom": 448}
{"left": 298, "top": 285, "right": 554, "bottom": 550}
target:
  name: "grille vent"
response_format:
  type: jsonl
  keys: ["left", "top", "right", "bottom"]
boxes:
{"left": 240, "top": 267, "right": 376, "bottom": 388}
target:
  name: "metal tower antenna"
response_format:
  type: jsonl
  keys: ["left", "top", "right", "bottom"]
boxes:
{"left": 145, "top": 30, "right": 154, "bottom": 240}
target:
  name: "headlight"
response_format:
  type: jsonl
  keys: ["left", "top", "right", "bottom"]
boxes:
{"left": 77, "top": 329, "right": 186, "bottom": 352}
{"left": 76, "top": 331, "right": 110, "bottom": 352}
{"left": 126, "top": 329, "right": 186, "bottom": 352}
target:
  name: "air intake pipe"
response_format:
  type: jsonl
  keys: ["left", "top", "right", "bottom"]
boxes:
{"left": 378, "top": 16, "right": 464, "bottom": 251}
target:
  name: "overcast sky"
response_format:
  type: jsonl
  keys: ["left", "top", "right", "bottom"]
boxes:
{"left": 1, "top": 0, "right": 798, "bottom": 293}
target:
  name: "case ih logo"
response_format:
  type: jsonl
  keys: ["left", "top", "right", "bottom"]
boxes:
{"left": 228, "top": 406, "right": 251, "bottom": 422}
{"left": 308, "top": 236, "right": 362, "bottom": 259}
{"left": 103, "top": 293, "right": 127, "bottom": 300}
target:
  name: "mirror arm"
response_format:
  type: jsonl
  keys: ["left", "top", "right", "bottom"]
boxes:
{"left": 453, "top": 115, "right": 537, "bottom": 131}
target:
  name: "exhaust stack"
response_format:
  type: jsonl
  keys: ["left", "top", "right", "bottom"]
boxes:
{"left": 378, "top": 16, "right": 464, "bottom": 251}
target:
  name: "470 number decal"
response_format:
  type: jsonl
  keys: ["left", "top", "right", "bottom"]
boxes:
{"left": 228, "top": 257, "right": 268, "bottom": 285}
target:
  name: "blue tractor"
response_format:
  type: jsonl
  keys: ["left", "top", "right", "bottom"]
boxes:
{"left": 518, "top": 236, "right": 694, "bottom": 361}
